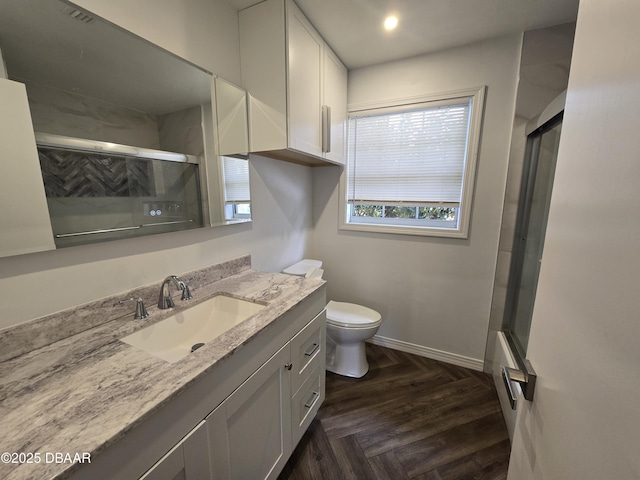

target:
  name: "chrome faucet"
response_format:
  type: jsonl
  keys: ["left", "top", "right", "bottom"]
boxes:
{"left": 158, "top": 275, "right": 192, "bottom": 309}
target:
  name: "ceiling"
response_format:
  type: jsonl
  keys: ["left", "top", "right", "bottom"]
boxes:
{"left": 0, "top": 0, "right": 579, "bottom": 116}
{"left": 230, "top": 0, "right": 580, "bottom": 69}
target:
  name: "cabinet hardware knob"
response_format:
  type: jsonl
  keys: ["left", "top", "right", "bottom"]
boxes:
{"left": 284, "top": 363, "right": 293, "bottom": 371}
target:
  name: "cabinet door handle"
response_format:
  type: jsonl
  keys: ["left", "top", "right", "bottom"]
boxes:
{"left": 326, "top": 105, "right": 331, "bottom": 153}
{"left": 284, "top": 363, "right": 293, "bottom": 371}
{"left": 304, "top": 391, "right": 319, "bottom": 409}
{"left": 322, "top": 105, "right": 331, "bottom": 153}
{"left": 304, "top": 342, "right": 320, "bottom": 357}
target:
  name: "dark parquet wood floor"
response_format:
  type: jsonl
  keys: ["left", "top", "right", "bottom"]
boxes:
{"left": 279, "top": 344, "right": 510, "bottom": 480}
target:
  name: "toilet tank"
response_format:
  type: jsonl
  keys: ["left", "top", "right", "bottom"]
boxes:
{"left": 282, "top": 259, "right": 322, "bottom": 276}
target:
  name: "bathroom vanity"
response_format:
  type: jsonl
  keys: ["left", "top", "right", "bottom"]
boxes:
{"left": 0, "top": 256, "right": 326, "bottom": 480}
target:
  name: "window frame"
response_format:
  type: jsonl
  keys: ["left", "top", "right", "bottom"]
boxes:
{"left": 220, "top": 155, "right": 251, "bottom": 221}
{"left": 339, "top": 86, "right": 485, "bottom": 239}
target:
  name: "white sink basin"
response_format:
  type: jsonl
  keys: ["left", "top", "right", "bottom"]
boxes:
{"left": 121, "top": 294, "right": 266, "bottom": 363}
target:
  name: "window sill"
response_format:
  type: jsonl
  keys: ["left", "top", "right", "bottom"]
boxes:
{"left": 338, "top": 220, "right": 469, "bottom": 239}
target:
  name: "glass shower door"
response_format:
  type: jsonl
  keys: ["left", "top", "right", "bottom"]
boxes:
{"left": 504, "top": 116, "right": 563, "bottom": 358}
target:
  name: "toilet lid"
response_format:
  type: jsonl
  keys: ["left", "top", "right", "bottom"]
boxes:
{"left": 325, "top": 301, "right": 381, "bottom": 328}
{"left": 283, "top": 259, "right": 323, "bottom": 276}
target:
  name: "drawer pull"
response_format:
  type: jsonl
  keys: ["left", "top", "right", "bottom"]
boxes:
{"left": 304, "top": 391, "right": 319, "bottom": 409}
{"left": 304, "top": 343, "right": 320, "bottom": 357}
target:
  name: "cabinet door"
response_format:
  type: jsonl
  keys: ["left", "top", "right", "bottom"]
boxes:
{"left": 0, "top": 78, "right": 55, "bottom": 257}
{"left": 140, "top": 421, "right": 210, "bottom": 480}
{"left": 207, "top": 343, "right": 292, "bottom": 480}
{"left": 215, "top": 77, "right": 249, "bottom": 156}
{"left": 286, "top": 0, "right": 323, "bottom": 158}
{"left": 322, "top": 46, "right": 348, "bottom": 165}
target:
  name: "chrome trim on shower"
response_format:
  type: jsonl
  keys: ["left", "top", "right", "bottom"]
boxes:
{"left": 54, "top": 220, "right": 193, "bottom": 238}
{"left": 35, "top": 132, "right": 200, "bottom": 164}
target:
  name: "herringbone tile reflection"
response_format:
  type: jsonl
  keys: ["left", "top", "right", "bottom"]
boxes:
{"left": 279, "top": 344, "right": 510, "bottom": 480}
{"left": 38, "top": 149, "right": 153, "bottom": 197}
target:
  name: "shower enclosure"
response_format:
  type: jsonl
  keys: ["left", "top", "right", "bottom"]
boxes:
{"left": 503, "top": 114, "right": 563, "bottom": 358}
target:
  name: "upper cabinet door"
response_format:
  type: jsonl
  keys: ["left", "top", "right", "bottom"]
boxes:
{"left": 286, "top": 0, "right": 323, "bottom": 158}
{"left": 215, "top": 77, "right": 249, "bottom": 157}
{"left": 0, "top": 79, "right": 55, "bottom": 257}
{"left": 322, "top": 46, "right": 347, "bottom": 165}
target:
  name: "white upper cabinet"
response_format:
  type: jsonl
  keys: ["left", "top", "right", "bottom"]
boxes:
{"left": 0, "top": 78, "right": 55, "bottom": 258}
{"left": 239, "top": 0, "right": 347, "bottom": 166}
{"left": 286, "top": 2, "right": 323, "bottom": 159}
{"left": 322, "top": 47, "right": 348, "bottom": 165}
{"left": 214, "top": 77, "right": 249, "bottom": 157}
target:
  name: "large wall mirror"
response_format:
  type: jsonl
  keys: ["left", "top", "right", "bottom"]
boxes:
{"left": 0, "top": 0, "right": 251, "bottom": 249}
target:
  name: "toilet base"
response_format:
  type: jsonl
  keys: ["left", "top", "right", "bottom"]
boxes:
{"left": 325, "top": 338, "right": 369, "bottom": 378}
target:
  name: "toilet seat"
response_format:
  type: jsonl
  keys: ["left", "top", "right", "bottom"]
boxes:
{"left": 326, "top": 301, "right": 382, "bottom": 329}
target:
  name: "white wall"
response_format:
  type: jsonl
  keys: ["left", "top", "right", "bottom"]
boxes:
{"left": 312, "top": 35, "right": 522, "bottom": 367}
{"left": 508, "top": 0, "right": 640, "bottom": 477}
{"left": 0, "top": 0, "right": 313, "bottom": 330}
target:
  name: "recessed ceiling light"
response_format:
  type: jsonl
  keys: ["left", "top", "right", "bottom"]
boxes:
{"left": 384, "top": 15, "right": 398, "bottom": 31}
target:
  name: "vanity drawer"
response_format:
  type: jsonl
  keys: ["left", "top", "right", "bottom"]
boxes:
{"left": 291, "top": 365, "right": 325, "bottom": 445}
{"left": 290, "top": 309, "right": 325, "bottom": 394}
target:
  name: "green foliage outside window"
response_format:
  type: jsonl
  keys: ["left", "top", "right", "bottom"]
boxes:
{"left": 352, "top": 204, "right": 456, "bottom": 221}
{"left": 418, "top": 207, "right": 456, "bottom": 221}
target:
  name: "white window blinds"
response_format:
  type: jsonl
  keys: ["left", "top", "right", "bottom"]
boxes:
{"left": 222, "top": 156, "right": 250, "bottom": 203}
{"left": 347, "top": 99, "right": 471, "bottom": 206}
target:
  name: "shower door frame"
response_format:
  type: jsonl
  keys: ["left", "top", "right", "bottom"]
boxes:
{"left": 502, "top": 112, "right": 564, "bottom": 365}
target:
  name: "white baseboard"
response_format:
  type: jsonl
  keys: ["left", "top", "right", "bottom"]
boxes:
{"left": 367, "top": 335, "right": 485, "bottom": 372}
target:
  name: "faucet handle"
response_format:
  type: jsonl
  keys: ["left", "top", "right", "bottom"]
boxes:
{"left": 134, "top": 298, "right": 149, "bottom": 319}
{"left": 120, "top": 297, "right": 149, "bottom": 319}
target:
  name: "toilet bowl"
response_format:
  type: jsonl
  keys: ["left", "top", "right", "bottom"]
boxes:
{"left": 282, "top": 259, "right": 382, "bottom": 378}
{"left": 325, "top": 301, "right": 382, "bottom": 378}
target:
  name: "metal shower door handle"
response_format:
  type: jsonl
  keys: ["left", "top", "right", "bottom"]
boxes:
{"left": 501, "top": 359, "right": 537, "bottom": 410}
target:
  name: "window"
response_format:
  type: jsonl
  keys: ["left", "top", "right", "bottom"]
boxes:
{"left": 221, "top": 156, "right": 251, "bottom": 220}
{"left": 340, "top": 87, "right": 485, "bottom": 238}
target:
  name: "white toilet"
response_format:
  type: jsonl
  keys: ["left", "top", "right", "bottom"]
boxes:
{"left": 283, "top": 259, "right": 382, "bottom": 378}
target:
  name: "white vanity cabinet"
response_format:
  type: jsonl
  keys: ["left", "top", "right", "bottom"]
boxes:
{"left": 70, "top": 288, "right": 326, "bottom": 480}
{"left": 289, "top": 311, "right": 325, "bottom": 444}
{"left": 0, "top": 78, "right": 55, "bottom": 257}
{"left": 140, "top": 422, "right": 210, "bottom": 480}
{"left": 239, "top": 0, "right": 347, "bottom": 166}
{"left": 206, "top": 310, "right": 325, "bottom": 480}
{"left": 206, "top": 343, "right": 292, "bottom": 480}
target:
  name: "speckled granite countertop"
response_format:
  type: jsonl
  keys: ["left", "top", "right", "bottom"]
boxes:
{"left": 0, "top": 264, "right": 324, "bottom": 480}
